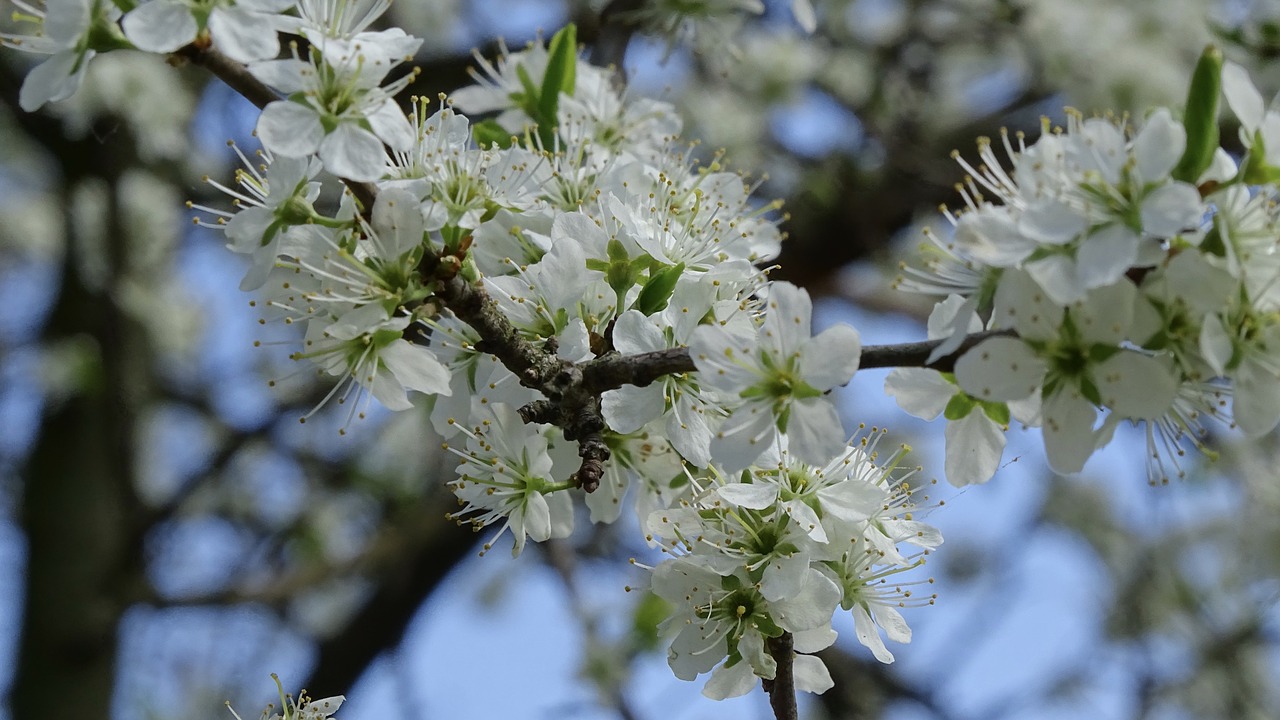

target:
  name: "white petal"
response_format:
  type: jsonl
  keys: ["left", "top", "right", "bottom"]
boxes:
{"left": 208, "top": 6, "right": 279, "bottom": 63}
{"left": 1075, "top": 226, "right": 1138, "bottom": 291}
{"left": 785, "top": 399, "right": 847, "bottom": 467}
{"left": 123, "top": 1, "right": 197, "bottom": 53}
{"left": 953, "top": 206, "right": 1037, "bottom": 266}
{"left": 926, "top": 294, "right": 983, "bottom": 340}
{"left": 1041, "top": 389, "right": 1098, "bottom": 474}
{"left": 44, "top": 0, "right": 93, "bottom": 44}
{"left": 793, "top": 625, "right": 838, "bottom": 653}
{"left": 774, "top": 571, "right": 840, "bottom": 631}
{"left": 702, "top": 660, "right": 757, "bottom": 700}
{"left": 248, "top": 58, "right": 310, "bottom": 93}
{"left": 852, "top": 604, "right": 894, "bottom": 663}
{"left": 761, "top": 552, "right": 810, "bottom": 602}
{"left": 954, "top": 337, "right": 1046, "bottom": 402}
{"left": 1134, "top": 108, "right": 1186, "bottom": 180}
{"left": 925, "top": 295, "right": 982, "bottom": 363}
{"left": 1019, "top": 199, "right": 1087, "bottom": 245}
{"left": 1072, "top": 279, "right": 1136, "bottom": 346}
{"left": 318, "top": 122, "right": 387, "bottom": 182}
{"left": 371, "top": 187, "right": 426, "bottom": 258}
{"left": 1223, "top": 61, "right": 1264, "bottom": 133}
{"left": 1161, "top": 252, "right": 1237, "bottom": 315}
{"left": 368, "top": 368, "right": 412, "bottom": 411}
{"left": 379, "top": 340, "right": 452, "bottom": 397}
{"left": 19, "top": 50, "right": 86, "bottom": 111}
{"left": 553, "top": 210, "right": 610, "bottom": 260}
{"left": 1025, "top": 254, "right": 1085, "bottom": 306}
{"left": 884, "top": 368, "right": 953, "bottom": 420}
{"left": 612, "top": 310, "right": 666, "bottom": 355}
{"left": 1141, "top": 183, "right": 1203, "bottom": 238}
{"left": 716, "top": 482, "right": 778, "bottom": 509}
{"left": 991, "top": 269, "right": 1064, "bottom": 340}
{"left": 667, "top": 396, "right": 713, "bottom": 468}
{"left": 710, "top": 405, "right": 775, "bottom": 472}
{"left": 816, "top": 479, "right": 887, "bottom": 522}
{"left": 944, "top": 411, "right": 1006, "bottom": 486}
{"left": 690, "top": 323, "right": 759, "bottom": 392}
{"left": 760, "top": 282, "right": 812, "bottom": 355}
{"left": 256, "top": 101, "right": 324, "bottom": 157}
{"left": 783, "top": 498, "right": 826, "bottom": 542}
{"left": 793, "top": 655, "right": 834, "bottom": 694}
{"left": 547, "top": 490, "right": 575, "bottom": 539}
{"left": 798, "top": 324, "right": 861, "bottom": 390}
{"left": 366, "top": 97, "right": 416, "bottom": 152}
{"left": 1199, "top": 315, "right": 1233, "bottom": 377}
{"left": 602, "top": 384, "right": 665, "bottom": 434}
{"left": 1233, "top": 358, "right": 1280, "bottom": 437}
{"left": 871, "top": 603, "right": 912, "bottom": 643}
{"left": 523, "top": 491, "right": 552, "bottom": 542}
{"left": 1094, "top": 352, "right": 1176, "bottom": 419}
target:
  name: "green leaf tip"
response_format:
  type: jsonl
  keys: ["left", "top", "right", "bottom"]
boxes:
{"left": 1172, "top": 44, "right": 1223, "bottom": 184}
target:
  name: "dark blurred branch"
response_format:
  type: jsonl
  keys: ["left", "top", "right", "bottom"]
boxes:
{"left": 8, "top": 70, "right": 151, "bottom": 720}
{"left": 590, "top": 0, "right": 647, "bottom": 79}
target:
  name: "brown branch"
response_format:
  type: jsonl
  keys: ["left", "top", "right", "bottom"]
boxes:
{"left": 763, "top": 633, "right": 798, "bottom": 720}
{"left": 177, "top": 44, "right": 379, "bottom": 212}
{"left": 435, "top": 274, "right": 562, "bottom": 387}
{"left": 581, "top": 329, "right": 1015, "bottom": 394}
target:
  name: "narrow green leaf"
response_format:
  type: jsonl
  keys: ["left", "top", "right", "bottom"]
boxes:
{"left": 514, "top": 64, "right": 541, "bottom": 120}
{"left": 472, "top": 119, "right": 515, "bottom": 149}
{"left": 537, "top": 24, "right": 577, "bottom": 147}
{"left": 1172, "top": 44, "right": 1222, "bottom": 183}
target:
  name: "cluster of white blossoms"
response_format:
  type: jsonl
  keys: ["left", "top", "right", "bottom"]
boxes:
{"left": 895, "top": 48, "right": 1280, "bottom": 486}
{"left": 9, "top": 0, "right": 1280, "bottom": 708}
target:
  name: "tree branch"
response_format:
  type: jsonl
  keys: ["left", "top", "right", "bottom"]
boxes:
{"left": 177, "top": 44, "right": 380, "bottom": 211}
{"left": 590, "top": 0, "right": 647, "bottom": 80}
{"left": 763, "top": 632, "right": 798, "bottom": 720}
{"left": 180, "top": 29, "right": 1014, "bottom": 495}
{"left": 582, "top": 329, "right": 1014, "bottom": 394}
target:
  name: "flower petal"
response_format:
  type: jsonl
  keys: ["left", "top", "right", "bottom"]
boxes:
{"left": 954, "top": 337, "right": 1046, "bottom": 402}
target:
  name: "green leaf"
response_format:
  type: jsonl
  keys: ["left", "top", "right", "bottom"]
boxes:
{"left": 1172, "top": 44, "right": 1222, "bottom": 184}
{"left": 515, "top": 63, "right": 541, "bottom": 118}
{"left": 944, "top": 393, "right": 977, "bottom": 421}
{"left": 979, "top": 400, "right": 1010, "bottom": 425}
{"left": 1080, "top": 378, "right": 1103, "bottom": 406}
{"left": 471, "top": 119, "right": 514, "bottom": 149}
{"left": 1201, "top": 218, "right": 1227, "bottom": 257}
{"left": 537, "top": 24, "right": 578, "bottom": 148}
{"left": 637, "top": 262, "right": 685, "bottom": 315}
{"left": 628, "top": 591, "right": 670, "bottom": 653}
{"left": 543, "top": 25, "right": 577, "bottom": 99}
